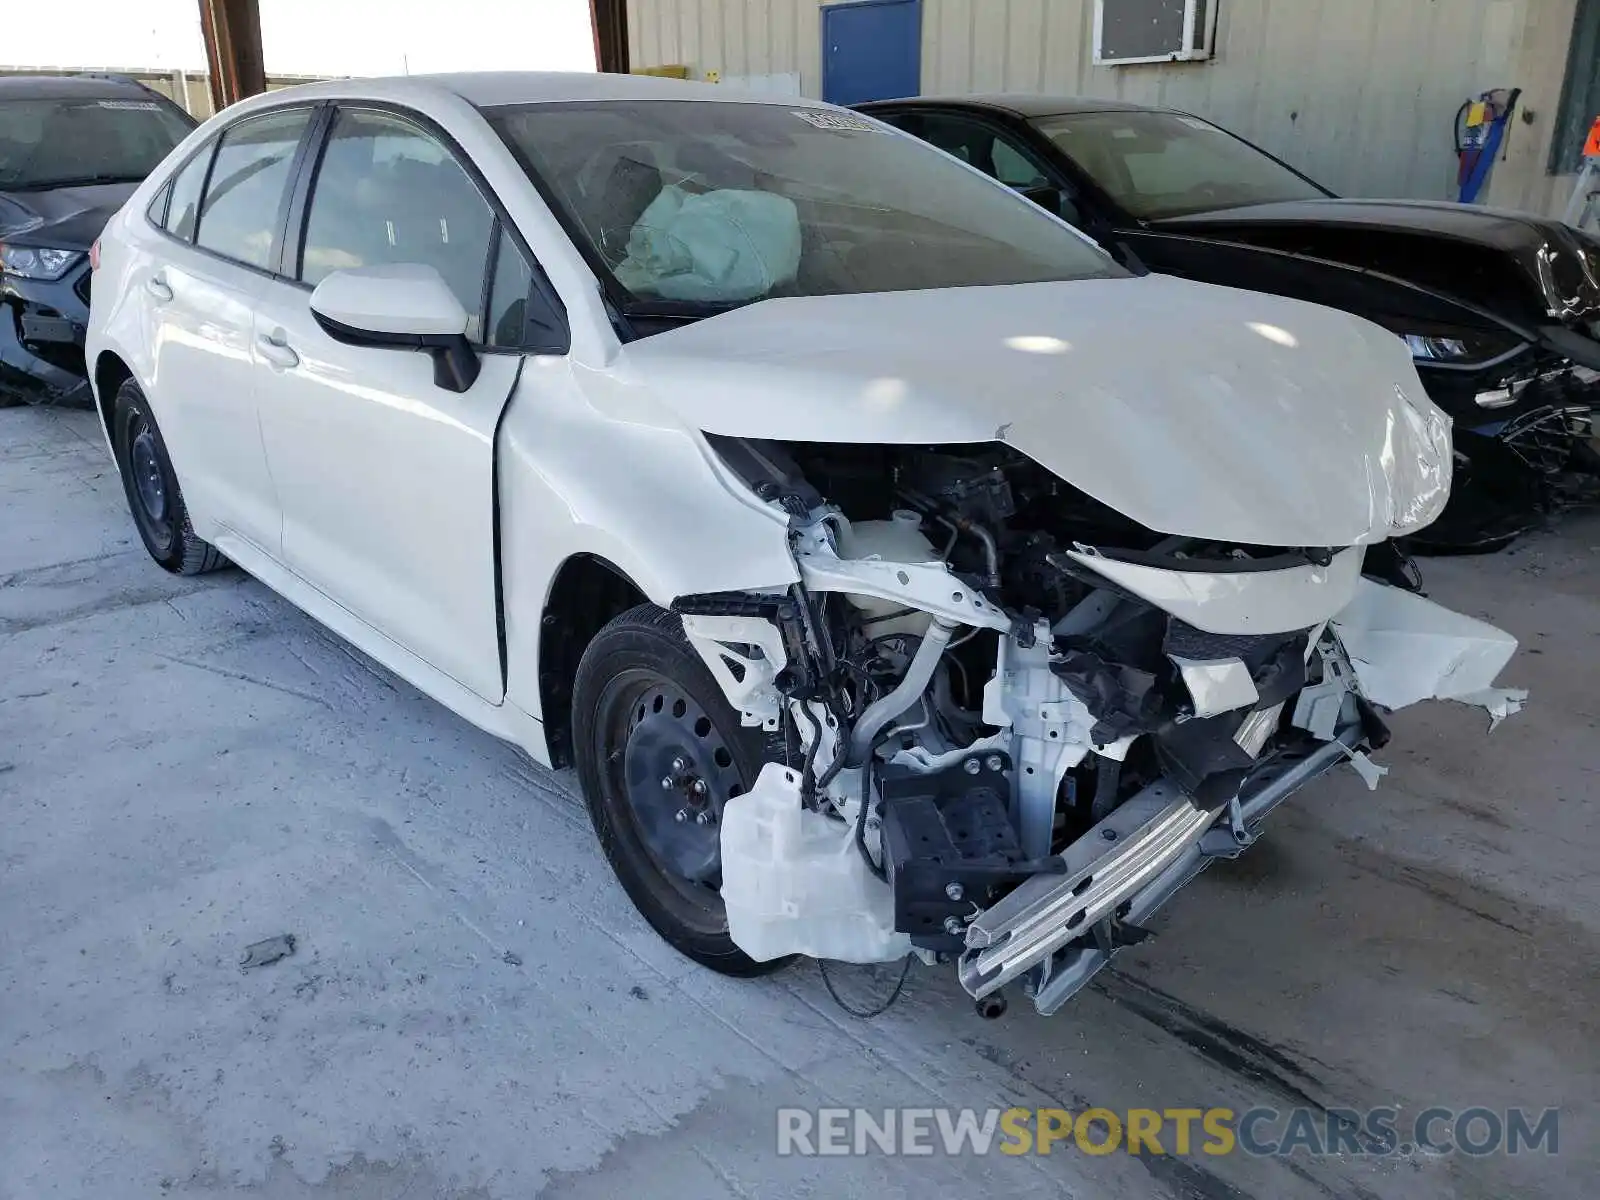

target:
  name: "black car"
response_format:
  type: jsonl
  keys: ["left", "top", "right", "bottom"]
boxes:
{"left": 1, "top": 74, "right": 195, "bottom": 406}
{"left": 860, "top": 94, "right": 1600, "bottom": 551}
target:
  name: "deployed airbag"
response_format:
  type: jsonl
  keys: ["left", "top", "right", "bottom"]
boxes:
{"left": 616, "top": 185, "right": 802, "bottom": 303}
{"left": 1330, "top": 579, "right": 1527, "bottom": 722}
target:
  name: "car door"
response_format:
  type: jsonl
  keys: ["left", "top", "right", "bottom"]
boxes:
{"left": 141, "top": 107, "right": 313, "bottom": 551}
{"left": 250, "top": 104, "right": 533, "bottom": 702}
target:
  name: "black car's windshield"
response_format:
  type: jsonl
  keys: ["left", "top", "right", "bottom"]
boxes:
{"left": 1032, "top": 110, "right": 1328, "bottom": 220}
{"left": 489, "top": 100, "right": 1120, "bottom": 313}
{"left": 0, "top": 96, "right": 192, "bottom": 190}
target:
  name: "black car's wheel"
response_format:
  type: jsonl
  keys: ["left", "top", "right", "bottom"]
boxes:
{"left": 572, "top": 604, "right": 794, "bottom": 977}
{"left": 111, "top": 379, "right": 226, "bottom": 575}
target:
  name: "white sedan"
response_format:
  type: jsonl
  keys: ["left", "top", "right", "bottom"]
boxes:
{"left": 86, "top": 72, "right": 1523, "bottom": 1016}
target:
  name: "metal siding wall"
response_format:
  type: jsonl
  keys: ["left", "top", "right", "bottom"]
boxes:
{"left": 627, "top": 0, "right": 818, "bottom": 85}
{"left": 625, "top": 0, "right": 1581, "bottom": 212}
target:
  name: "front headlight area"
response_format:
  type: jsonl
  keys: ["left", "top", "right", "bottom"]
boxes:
{"left": 0, "top": 244, "right": 84, "bottom": 282}
{"left": 682, "top": 440, "right": 1409, "bottom": 1012}
{"left": 1369, "top": 314, "right": 1528, "bottom": 370}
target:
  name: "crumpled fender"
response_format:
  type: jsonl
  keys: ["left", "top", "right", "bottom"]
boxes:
{"left": 1329, "top": 578, "right": 1528, "bottom": 725}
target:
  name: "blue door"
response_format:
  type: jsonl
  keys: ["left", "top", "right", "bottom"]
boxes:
{"left": 821, "top": 0, "right": 922, "bottom": 106}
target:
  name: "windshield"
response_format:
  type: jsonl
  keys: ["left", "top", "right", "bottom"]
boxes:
{"left": 489, "top": 101, "right": 1120, "bottom": 313}
{"left": 1032, "top": 110, "right": 1328, "bottom": 220}
{"left": 0, "top": 96, "right": 192, "bottom": 190}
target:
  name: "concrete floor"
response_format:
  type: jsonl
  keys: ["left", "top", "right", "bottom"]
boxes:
{"left": 1, "top": 403, "right": 1596, "bottom": 1200}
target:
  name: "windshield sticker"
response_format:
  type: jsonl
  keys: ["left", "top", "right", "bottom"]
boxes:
{"left": 792, "top": 109, "right": 881, "bottom": 133}
{"left": 97, "top": 100, "right": 163, "bottom": 111}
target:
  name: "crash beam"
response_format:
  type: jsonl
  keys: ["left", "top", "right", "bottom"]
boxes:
{"left": 959, "top": 725, "right": 1363, "bottom": 1013}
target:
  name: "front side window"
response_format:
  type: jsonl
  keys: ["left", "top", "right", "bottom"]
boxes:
{"left": 299, "top": 108, "right": 494, "bottom": 339}
{"left": 486, "top": 229, "right": 536, "bottom": 348}
{"left": 195, "top": 108, "right": 310, "bottom": 269}
{"left": 1032, "top": 111, "right": 1327, "bottom": 220}
{"left": 489, "top": 101, "right": 1119, "bottom": 315}
{"left": 0, "top": 95, "right": 192, "bottom": 190}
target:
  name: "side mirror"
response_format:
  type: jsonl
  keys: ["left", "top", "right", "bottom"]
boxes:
{"left": 1018, "top": 183, "right": 1062, "bottom": 212}
{"left": 310, "top": 264, "right": 480, "bottom": 393}
{"left": 1017, "top": 183, "right": 1082, "bottom": 228}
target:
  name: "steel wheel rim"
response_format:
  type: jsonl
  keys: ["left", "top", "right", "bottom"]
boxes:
{"left": 605, "top": 671, "right": 747, "bottom": 896}
{"left": 130, "top": 423, "right": 168, "bottom": 524}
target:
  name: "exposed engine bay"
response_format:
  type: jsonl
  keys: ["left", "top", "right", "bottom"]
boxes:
{"left": 676, "top": 437, "right": 1527, "bottom": 1016}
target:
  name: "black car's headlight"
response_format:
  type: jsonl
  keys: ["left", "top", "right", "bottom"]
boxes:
{"left": 0, "top": 244, "right": 84, "bottom": 281}
{"left": 1370, "top": 316, "right": 1525, "bottom": 367}
{"left": 1403, "top": 332, "right": 1474, "bottom": 361}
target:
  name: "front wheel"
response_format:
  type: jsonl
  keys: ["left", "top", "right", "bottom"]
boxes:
{"left": 572, "top": 604, "right": 793, "bottom": 977}
{"left": 111, "top": 379, "right": 226, "bottom": 576}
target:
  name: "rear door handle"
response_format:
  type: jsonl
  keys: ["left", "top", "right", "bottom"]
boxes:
{"left": 257, "top": 330, "right": 300, "bottom": 371}
{"left": 144, "top": 276, "right": 173, "bottom": 302}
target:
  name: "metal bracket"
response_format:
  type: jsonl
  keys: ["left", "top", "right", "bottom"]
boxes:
{"left": 980, "top": 625, "right": 1094, "bottom": 860}
{"left": 680, "top": 612, "right": 788, "bottom": 731}
{"left": 794, "top": 543, "right": 1013, "bottom": 633}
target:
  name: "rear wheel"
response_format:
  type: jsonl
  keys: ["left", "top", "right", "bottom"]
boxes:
{"left": 572, "top": 604, "right": 794, "bottom": 977}
{"left": 111, "top": 379, "right": 226, "bottom": 575}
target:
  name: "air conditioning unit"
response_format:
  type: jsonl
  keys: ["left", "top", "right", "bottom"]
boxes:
{"left": 1094, "top": 0, "right": 1217, "bottom": 65}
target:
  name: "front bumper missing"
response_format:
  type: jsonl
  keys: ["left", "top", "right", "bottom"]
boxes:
{"left": 1, "top": 276, "right": 92, "bottom": 405}
{"left": 958, "top": 724, "right": 1363, "bottom": 1015}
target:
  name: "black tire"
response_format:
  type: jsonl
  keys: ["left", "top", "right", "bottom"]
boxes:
{"left": 111, "top": 379, "right": 226, "bottom": 576}
{"left": 572, "top": 603, "right": 795, "bottom": 977}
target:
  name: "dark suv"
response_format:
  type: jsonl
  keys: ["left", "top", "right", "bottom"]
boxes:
{"left": 1, "top": 74, "right": 195, "bottom": 405}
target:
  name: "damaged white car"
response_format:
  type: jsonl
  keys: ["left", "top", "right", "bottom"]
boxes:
{"left": 86, "top": 74, "right": 1525, "bottom": 1016}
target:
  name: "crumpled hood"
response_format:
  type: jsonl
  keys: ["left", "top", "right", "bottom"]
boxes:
{"left": 0, "top": 181, "right": 137, "bottom": 249}
{"left": 615, "top": 274, "right": 1451, "bottom": 547}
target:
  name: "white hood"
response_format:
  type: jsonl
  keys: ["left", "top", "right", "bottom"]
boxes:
{"left": 616, "top": 275, "right": 1451, "bottom": 548}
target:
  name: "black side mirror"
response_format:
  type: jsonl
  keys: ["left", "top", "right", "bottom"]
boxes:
{"left": 1018, "top": 183, "right": 1062, "bottom": 212}
{"left": 1018, "top": 183, "right": 1084, "bottom": 229}
{"left": 425, "top": 332, "right": 481, "bottom": 393}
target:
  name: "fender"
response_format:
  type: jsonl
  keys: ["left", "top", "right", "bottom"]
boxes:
{"left": 494, "top": 361, "right": 797, "bottom": 724}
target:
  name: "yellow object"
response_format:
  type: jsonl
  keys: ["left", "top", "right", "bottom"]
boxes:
{"left": 1466, "top": 100, "right": 1489, "bottom": 127}
{"left": 704, "top": 69, "right": 721, "bottom": 84}
{"left": 632, "top": 65, "right": 689, "bottom": 79}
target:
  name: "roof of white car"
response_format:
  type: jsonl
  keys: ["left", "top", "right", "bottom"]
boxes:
{"left": 259, "top": 71, "right": 820, "bottom": 111}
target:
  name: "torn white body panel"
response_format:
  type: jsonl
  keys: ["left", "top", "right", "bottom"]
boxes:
{"left": 1173, "top": 657, "right": 1262, "bottom": 718}
{"left": 1068, "top": 546, "right": 1366, "bottom": 635}
{"left": 1330, "top": 579, "right": 1527, "bottom": 720}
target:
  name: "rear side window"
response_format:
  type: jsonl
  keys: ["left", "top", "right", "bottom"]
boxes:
{"left": 195, "top": 108, "right": 310, "bottom": 269}
{"left": 163, "top": 142, "right": 214, "bottom": 241}
{"left": 299, "top": 108, "right": 494, "bottom": 339}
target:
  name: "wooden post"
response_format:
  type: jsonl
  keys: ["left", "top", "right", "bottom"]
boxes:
{"left": 590, "top": 0, "right": 630, "bottom": 74}
{"left": 198, "top": 0, "right": 267, "bottom": 112}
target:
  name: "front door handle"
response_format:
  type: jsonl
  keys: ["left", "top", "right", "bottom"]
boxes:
{"left": 144, "top": 276, "right": 173, "bottom": 303}
{"left": 257, "top": 330, "right": 300, "bottom": 371}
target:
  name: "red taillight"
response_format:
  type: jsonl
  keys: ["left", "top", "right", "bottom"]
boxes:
{"left": 89, "top": 240, "right": 101, "bottom": 272}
